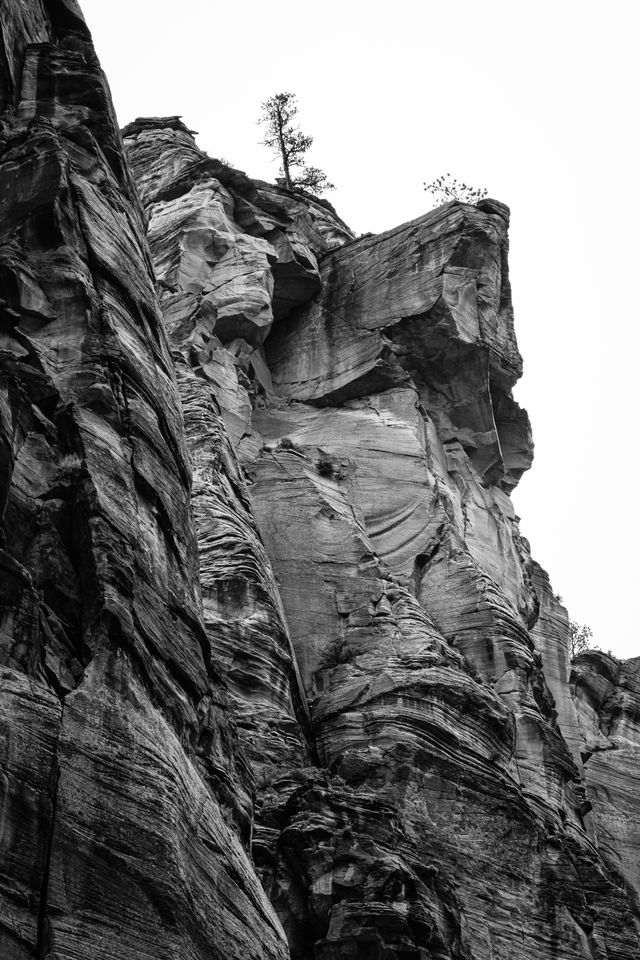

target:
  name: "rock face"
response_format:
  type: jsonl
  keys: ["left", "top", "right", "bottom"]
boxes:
{"left": 571, "top": 653, "right": 640, "bottom": 911}
{"left": 1, "top": 3, "right": 639, "bottom": 959}
{"left": 121, "top": 114, "right": 640, "bottom": 958}
{"left": 0, "top": 4, "right": 286, "bottom": 959}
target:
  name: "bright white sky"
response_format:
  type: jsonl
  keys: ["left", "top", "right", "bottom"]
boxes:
{"left": 81, "top": 0, "right": 638, "bottom": 659}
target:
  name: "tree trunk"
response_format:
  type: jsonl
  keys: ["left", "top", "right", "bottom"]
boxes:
{"left": 276, "top": 108, "right": 292, "bottom": 189}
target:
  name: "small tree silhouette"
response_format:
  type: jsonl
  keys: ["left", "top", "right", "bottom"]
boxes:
{"left": 424, "top": 173, "right": 488, "bottom": 206}
{"left": 259, "top": 92, "right": 334, "bottom": 195}
{"left": 569, "top": 620, "right": 593, "bottom": 658}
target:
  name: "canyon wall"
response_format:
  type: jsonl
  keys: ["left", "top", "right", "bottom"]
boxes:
{"left": 1, "top": 3, "right": 638, "bottom": 959}
{"left": 0, "top": 4, "right": 286, "bottom": 959}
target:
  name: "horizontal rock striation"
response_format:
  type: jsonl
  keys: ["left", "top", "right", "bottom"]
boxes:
{"left": 124, "top": 113, "right": 640, "bottom": 958}
{"left": 1, "top": 3, "right": 639, "bottom": 959}
{"left": 572, "top": 652, "right": 640, "bottom": 912}
{"left": 241, "top": 214, "right": 639, "bottom": 958}
{"left": 266, "top": 199, "right": 531, "bottom": 489}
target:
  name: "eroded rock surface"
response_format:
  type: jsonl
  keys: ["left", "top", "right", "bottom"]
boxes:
{"left": 572, "top": 652, "right": 640, "bottom": 912}
{"left": 123, "top": 111, "right": 640, "bottom": 959}
{"left": 0, "top": 4, "right": 286, "bottom": 959}
{"left": 2, "top": 3, "right": 639, "bottom": 959}
{"left": 240, "top": 218, "right": 638, "bottom": 957}
{"left": 124, "top": 116, "right": 319, "bottom": 799}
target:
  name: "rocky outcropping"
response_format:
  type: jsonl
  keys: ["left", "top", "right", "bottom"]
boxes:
{"left": 572, "top": 653, "right": 640, "bottom": 912}
{"left": 122, "top": 114, "right": 640, "bottom": 958}
{"left": 1, "top": 3, "right": 639, "bottom": 959}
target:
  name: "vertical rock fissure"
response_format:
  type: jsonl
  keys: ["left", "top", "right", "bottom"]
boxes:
{"left": 269, "top": 571, "right": 312, "bottom": 732}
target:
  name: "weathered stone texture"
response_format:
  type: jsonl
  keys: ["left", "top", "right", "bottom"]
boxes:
{"left": 242, "top": 255, "right": 637, "bottom": 955}
{"left": 2, "top": 2, "right": 639, "bottom": 959}
{"left": 0, "top": 669, "right": 61, "bottom": 959}
{"left": 572, "top": 652, "right": 640, "bottom": 911}
{"left": 123, "top": 118, "right": 317, "bottom": 793}
{"left": 124, "top": 114, "right": 639, "bottom": 958}
{"left": 0, "top": 4, "right": 286, "bottom": 958}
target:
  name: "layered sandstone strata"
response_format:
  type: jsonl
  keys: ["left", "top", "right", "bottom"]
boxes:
{"left": 0, "top": 4, "right": 286, "bottom": 959}
{"left": 124, "top": 117, "right": 640, "bottom": 959}
{"left": 1, "top": 2, "right": 639, "bottom": 958}
{"left": 572, "top": 652, "right": 640, "bottom": 910}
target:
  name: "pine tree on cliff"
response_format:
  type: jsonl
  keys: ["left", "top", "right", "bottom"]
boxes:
{"left": 259, "top": 92, "right": 334, "bottom": 195}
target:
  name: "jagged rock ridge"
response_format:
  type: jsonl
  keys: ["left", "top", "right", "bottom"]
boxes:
{"left": 1, "top": 4, "right": 639, "bottom": 959}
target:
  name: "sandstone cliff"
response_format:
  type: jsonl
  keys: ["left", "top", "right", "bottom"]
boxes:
{"left": 1, "top": 3, "right": 639, "bottom": 959}
{"left": 0, "top": 4, "right": 286, "bottom": 959}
